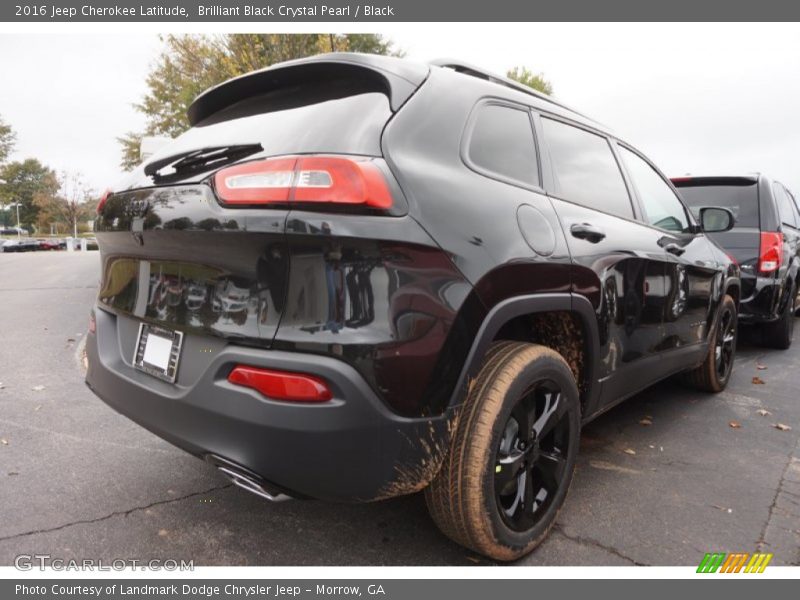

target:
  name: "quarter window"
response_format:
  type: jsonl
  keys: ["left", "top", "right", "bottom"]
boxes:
{"left": 467, "top": 104, "right": 539, "bottom": 187}
{"left": 619, "top": 147, "right": 690, "bottom": 233}
{"left": 541, "top": 118, "right": 633, "bottom": 218}
{"left": 773, "top": 183, "right": 798, "bottom": 228}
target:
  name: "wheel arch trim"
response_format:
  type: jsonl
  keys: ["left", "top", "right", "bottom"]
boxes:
{"left": 447, "top": 293, "right": 601, "bottom": 417}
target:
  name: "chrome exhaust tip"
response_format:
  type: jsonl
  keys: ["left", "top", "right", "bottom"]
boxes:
{"left": 206, "top": 454, "right": 292, "bottom": 503}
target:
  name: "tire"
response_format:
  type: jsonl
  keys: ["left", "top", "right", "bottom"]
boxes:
{"left": 763, "top": 283, "right": 795, "bottom": 350}
{"left": 683, "top": 294, "right": 737, "bottom": 392}
{"left": 425, "top": 341, "right": 581, "bottom": 561}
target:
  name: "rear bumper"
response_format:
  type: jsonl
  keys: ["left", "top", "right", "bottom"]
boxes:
{"left": 739, "top": 275, "right": 782, "bottom": 323}
{"left": 85, "top": 308, "right": 454, "bottom": 502}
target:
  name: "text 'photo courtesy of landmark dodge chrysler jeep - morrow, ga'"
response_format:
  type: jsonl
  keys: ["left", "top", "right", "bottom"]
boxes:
{"left": 85, "top": 53, "right": 741, "bottom": 561}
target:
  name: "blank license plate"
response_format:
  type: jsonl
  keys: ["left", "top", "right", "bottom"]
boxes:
{"left": 133, "top": 323, "right": 183, "bottom": 383}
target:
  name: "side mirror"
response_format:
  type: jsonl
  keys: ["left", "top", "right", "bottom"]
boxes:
{"left": 699, "top": 206, "right": 735, "bottom": 233}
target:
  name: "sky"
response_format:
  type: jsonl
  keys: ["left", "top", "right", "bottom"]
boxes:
{"left": 1, "top": 23, "right": 799, "bottom": 194}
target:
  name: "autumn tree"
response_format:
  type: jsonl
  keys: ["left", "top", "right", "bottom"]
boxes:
{"left": 0, "top": 115, "right": 15, "bottom": 165}
{"left": 507, "top": 66, "right": 553, "bottom": 95}
{"left": 34, "top": 171, "right": 95, "bottom": 236}
{"left": 119, "top": 34, "right": 398, "bottom": 170}
{"left": 0, "top": 159, "right": 59, "bottom": 231}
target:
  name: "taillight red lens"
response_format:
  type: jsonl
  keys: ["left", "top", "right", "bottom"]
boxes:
{"left": 759, "top": 232, "right": 783, "bottom": 273}
{"left": 214, "top": 156, "right": 392, "bottom": 209}
{"left": 228, "top": 366, "right": 332, "bottom": 403}
{"left": 97, "top": 189, "right": 112, "bottom": 215}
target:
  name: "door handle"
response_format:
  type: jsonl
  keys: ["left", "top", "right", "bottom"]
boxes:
{"left": 663, "top": 242, "right": 686, "bottom": 256}
{"left": 570, "top": 223, "right": 606, "bottom": 243}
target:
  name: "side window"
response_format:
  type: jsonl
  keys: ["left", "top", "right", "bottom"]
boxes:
{"left": 540, "top": 118, "right": 633, "bottom": 218}
{"left": 619, "top": 146, "right": 690, "bottom": 233}
{"left": 466, "top": 104, "right": 539, "bottom": 187}
{"left": 773, "top": 183, "right": 798, "bottom": 228}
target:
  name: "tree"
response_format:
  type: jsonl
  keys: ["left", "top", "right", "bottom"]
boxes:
{"left": 33, "top": 171, "right": 94, "bottom": 237}
{"left": 0, "top": 159, "right": 59, "bottom": 231}
{"left": 119, "top": 34, "right": 399, "bottom": 170}
{"left": 506, "top": 66, "right": 553, "bottom": 95}
{"left": 0, "top": 114, "right": 16, "bottom": 165}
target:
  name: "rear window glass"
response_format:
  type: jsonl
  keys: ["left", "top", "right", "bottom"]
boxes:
{"left": 676, "top": 184, "right": 759, "bottom": 228}
{"left": 156, "top": 87, "right": 392, "bottom": 160}
{"left": 467, "top": 104, "right": 539, "bottom": 187}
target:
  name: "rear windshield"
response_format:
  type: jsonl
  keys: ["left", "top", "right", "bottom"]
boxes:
{"left": 158, "top": 83, "right": 392, "bottom": 160}
{"left": 676, "top": 183, "right": 759, "bottom": 228}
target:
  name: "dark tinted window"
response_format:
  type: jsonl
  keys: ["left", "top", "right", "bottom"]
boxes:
{"left": 150, "top": 90, "right": 391, "bottom": 163}
{"left": 619, "top": 147, "right": 689, "bottom": 232}
{"left": 774, "top": 183, "right": 798, "bottom": 228}
{"left": 467, "top": 104, "right": 538, "bottom": 187}
{"left": 676, "top": 183, "right": 759, "bottom": 228}
{"left": 541, "top": 118, "right": 632, "bottom": 218}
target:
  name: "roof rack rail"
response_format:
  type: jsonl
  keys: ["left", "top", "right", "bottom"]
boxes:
{"left": 430, "top": 58, "right": 593, "bottom": 121}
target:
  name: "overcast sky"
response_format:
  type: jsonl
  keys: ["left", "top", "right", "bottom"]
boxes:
{"left": 1, "top": 23, "right": 799, "bottom": 194}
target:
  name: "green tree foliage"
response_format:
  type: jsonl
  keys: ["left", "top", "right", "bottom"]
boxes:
{"left": 0, "top": 159, "right": 59, "bottom": 231}
{"left": 119, "top": 34, "right": 399, "bottom": 170}
{"left": 0, "top": 114, "right": 16, "bottom": 165}
{"left": 506, "top": 66, "right": 553, "bottom": 95}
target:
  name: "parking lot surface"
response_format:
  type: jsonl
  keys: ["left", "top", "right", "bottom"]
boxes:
{"left": 0, "top": 252, "right": 798, "bottom": 566}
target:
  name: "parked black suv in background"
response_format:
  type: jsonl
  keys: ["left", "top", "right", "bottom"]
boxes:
{"left": 673, "top": 175, "right": 799, "bottom": 349}
{"left": 86, "top": 53, "right": 740, "bottom": 561}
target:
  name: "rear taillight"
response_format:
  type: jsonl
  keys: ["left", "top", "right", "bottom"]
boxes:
{"left": 97, "top": 189, "right": 112, "bottom": 215}
{"left": 213, "top": 156, "right": 392, "bottom": 209}
{"left": 759, "top": 232, "right": 783, "bottom": 274}
{"left": 227, "top": 365, "right": 332, "bottom": 403}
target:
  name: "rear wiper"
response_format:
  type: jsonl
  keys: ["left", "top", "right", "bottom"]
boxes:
{"left": 144, "top": 143, "right": 263, "bottom": 183}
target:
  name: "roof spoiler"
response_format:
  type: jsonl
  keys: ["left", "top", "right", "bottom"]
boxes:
{"left": 187, "top": 53, "right": 429, "bottom": 126}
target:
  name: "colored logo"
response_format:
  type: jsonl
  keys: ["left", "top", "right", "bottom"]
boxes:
{"left": 697, "top": 552, "right": 773, "bottom": 573}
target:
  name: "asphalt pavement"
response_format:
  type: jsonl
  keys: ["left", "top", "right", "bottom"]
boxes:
{"left": 0, "top": 252, "right": 797, "bottom": 566}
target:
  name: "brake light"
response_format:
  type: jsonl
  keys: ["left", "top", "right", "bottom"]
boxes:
{"left": 97, "top": 189, "right": 112, "bottom": 215}
{"left": 228, "top": 365, "right": 332, "bottom": 403}
{"left": 759, "top": 232, "right": 783, "bottom": 273}
{"left": 214, "top": 156, "right": 392, "bottom": 209}
{"left": 670, "top": 177, "right": 692, "bottom": 184}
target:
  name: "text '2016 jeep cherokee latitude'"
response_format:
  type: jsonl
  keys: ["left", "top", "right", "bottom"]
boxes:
{"left": 86, "top": 53, "right": 741, "bottom": 561}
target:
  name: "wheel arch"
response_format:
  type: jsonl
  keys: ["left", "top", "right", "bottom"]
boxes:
{"left": 447, "top": 293, "right": 601, "bottom": 418}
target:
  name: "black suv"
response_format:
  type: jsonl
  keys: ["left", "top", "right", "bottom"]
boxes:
{"left": 86, "top": 53, "right": 740, "bottom": 561}
{"left": 673, "top": 175, "right": 799, "bottom": 349}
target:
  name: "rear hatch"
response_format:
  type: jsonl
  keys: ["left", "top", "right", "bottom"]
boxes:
{"left": 96, "top": 54, "right": 428, "bottom": 347}
{"left": 673, "top": 176, "right": 763, "bottom": 297}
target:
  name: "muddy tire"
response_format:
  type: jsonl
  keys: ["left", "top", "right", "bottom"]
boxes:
{"left": 763, "top": 283, "right": 795, "bottom": 350}
{"left": 425, "top": 342, "right": 580, "bottom": 561}
{"left": 683, "top": 294, "right": 737, "bottom": 392}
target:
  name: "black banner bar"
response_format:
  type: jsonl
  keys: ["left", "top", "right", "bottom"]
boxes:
{"left": 4, "top": 579, "right": 799, "bottom": 600}
{"left": 3, "top": 0, "right": 800, "bottom": 22}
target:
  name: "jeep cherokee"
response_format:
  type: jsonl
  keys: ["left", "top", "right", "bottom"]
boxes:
{"left": 86, "top": 53, "right": 741, "bottom": 561}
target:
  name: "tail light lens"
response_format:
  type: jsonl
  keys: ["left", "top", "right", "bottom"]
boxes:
{"left": 759, "top": 232, "right": 783, "bottom": 274}
{"left": 213, "top": 156, "right": 392, "bottom": 209}
{"left": 228, "top": 365, "right": 332, "bottom": 403}
{"left": 97, "top": 189, "right": 112, "bottom": 215}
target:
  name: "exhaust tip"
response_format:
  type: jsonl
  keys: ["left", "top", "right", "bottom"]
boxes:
{"left": 206, "top": 454, "right": 292, "bottom": 503}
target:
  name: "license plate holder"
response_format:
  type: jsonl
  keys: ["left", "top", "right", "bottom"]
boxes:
{"left": 133, "top": 323, "right": 183, "bottom": 383}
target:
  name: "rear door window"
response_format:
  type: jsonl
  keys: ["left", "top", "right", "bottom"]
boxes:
{"left": 466, "top": 103, "right": 539, "bottom": 187}
{"left": 541, "top": 118, "right": 633, "bottom": 218}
